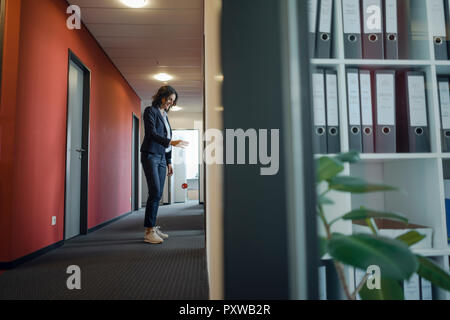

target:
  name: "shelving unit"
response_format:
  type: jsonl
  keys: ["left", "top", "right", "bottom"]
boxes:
{"left": 313, "top": 0, "right": 450, "bottom": 300}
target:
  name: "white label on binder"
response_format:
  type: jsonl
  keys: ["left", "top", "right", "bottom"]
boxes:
{"left": 319, "top": 0, "right": 333, "bottom": 33}
{"left": 360, "top": 72, "right": 373, "bottom": 126}
{"left": 342, "top": 0, "right": 361, "bottom": 34}
{"left": 385, "top": 0, "right": 398, "bottom": 34}
{"left": 326, "top": 73, "right": 339, "bottom": 126}
{"left": 376, "top": 73, "right": 395, "bottom": 126}
{"left": 404, "top": 273, "right": 420, "bottom": 300}
{"left": 444, "top": 179, "right": 450, "bottom": 198}
{"left": 318, "top": 266, "right": 327, "bottom": 300}
{"left": 429, "top": 0, "right": 446, "bottom": 37}
{"left": 354, "top": 268, "right": 366, "bottom": 300}
{"left": 313, "top": 73, "right": 326, "bottom": 126}
{"left": 407, "top": 75, "right": 428, "bottom": 127}
{"left": 308, "top": 0, "right": 318, "bottom": 33}
{"left": 347, "top": 72, "right": 361, "bottom": 125}
{"left": 438, "top": 80, "right": 450, "bottom": 129}
{"left": 421, "top": 278, "right": 433, "bottom": 300}
{"left": 363, "top": 0, "right": 382, "bottom": 34}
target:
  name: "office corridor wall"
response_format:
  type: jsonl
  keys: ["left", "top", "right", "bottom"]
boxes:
{"left": 0, "top": 0, "right": 141, "bottom": 264}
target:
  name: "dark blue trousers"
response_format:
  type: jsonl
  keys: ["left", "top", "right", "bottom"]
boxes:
{"left": 141, "top": 152, "right": 167, "bottom": 228}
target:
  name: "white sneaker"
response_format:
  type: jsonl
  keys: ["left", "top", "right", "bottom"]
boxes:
{"left": 155, "top": 226, "right": 169, "bottom": 239}
{"left": 144, "top": 228, "right": 163, "bottom": 244}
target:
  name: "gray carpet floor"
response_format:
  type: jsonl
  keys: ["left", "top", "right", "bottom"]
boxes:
{"left": 0, "top": 201, "right": 209, "bottom": 300}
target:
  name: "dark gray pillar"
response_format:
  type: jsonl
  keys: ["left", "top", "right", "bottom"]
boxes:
{"left": 221, "top": 0, "right": 318, "bottom": 299}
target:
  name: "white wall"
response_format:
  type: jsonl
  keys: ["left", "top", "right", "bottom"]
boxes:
{"left": 204, "top": 0, "right": 224, "bottom": 300}
{"left": 169, "top": 112, "right": 203, "bottom": 129}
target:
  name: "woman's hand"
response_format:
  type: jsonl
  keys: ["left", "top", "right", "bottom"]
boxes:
{"left": 167, "top": 164, "right": 174, "bottom": 177}
{"left": 170, "top": 140, "right": 189, "bottom": 148}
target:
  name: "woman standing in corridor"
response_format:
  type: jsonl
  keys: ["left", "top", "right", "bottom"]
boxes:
{"left": 141, "top": 86, "right": 188, "bottom": 244}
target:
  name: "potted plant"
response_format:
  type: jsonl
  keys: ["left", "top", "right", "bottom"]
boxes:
{"left": 317, "top": 151, "right": 450, "bottom": 300}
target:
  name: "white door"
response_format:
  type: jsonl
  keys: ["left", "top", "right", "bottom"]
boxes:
{"left": 65, "top": 61, "right": 84, "bottom": 240}
{"left": 173, "top": 147, "right": 187, "bottom": 203}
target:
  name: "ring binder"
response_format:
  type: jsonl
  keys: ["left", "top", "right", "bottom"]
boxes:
{"left": 312, "top": 70, "right": 328, "bottom": 154}
{"left": 346, "top": 68, "right": 363, "bottom": 152}
{"left": 445, "top": 0, "right": 450, "bottom": 59}
{"left": 362, "top": 0, "right": 384, "bottom": 59}
{"left": 359, "top": 69, "right": 375, "bottom": 153}
{"left": 397, "top": 71, "right": 430, "bottom": 153}
{"left": 325, "top": 70, "right": 340, "bottom": 153}
{"left": 316, "top": 0, "right": 334, "bottom": 58}
{"left": 384, "top": 0, "right": 398, "bottom": 59}
{"left": 429, "top": 0, "right": 448, "bottom": 60}
{"left": 342, "top": 0, "right": 362, "bottom": 59}
{"left": 420, "top": 277, "right": 433, "bottom": 300}
{"left": 404, "top": 274, "right": 421, "bottom": 300}
{"left": 438, "top": 78, "right": 450, "bottom": 152}
{"left": 374, "top": 70, "right": 396, "bottom": 153}
{"left": 308, "top": 0, "right": 319, "bottom": 58}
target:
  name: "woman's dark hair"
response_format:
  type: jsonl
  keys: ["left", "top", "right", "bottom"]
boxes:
{"left": 152, "top": 85, "right": 178, "bottom": 110}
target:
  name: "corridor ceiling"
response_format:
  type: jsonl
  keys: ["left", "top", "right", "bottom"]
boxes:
{"left": 67, "top": 0, "right": 204, "bottom": 112}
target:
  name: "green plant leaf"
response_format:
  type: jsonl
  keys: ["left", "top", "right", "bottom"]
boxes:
{"left": 327, "top": 233, "right": 418, "bottom": 280}
{"left": 318, "top": 195, "right": 334, "bottom": 206}
{"left": 416, "top": 255, "right": 450, "bottom": 291}
{"left": 396, "top": 231, "right": 426, "bottom": 247}
{"left": 335, "top": 150, "right": 361, "bottom": 164}
{"left": 340, "top": 208, "right": 408, "bottom": 224}
{"left": 317, "top": 157, "right": 344, "bottom": 182}
{"left": 329, "top": 176, "right": 398, "bottom": 194}
{"left": 359, "top": 277, "right": 404, "bottom": 300}
{"left": 319, "top": 237, "right": 328, "bottom": 258}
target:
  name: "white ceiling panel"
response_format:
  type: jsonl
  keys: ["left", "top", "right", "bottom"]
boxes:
{"left": 87, "top": 24, "right": 202, "bottom": 38}
{"left": 138, "top": 85, "right": 202, "bottom": 93}
{"left": 106, "top": 48, "right": 202, "bottom": 59}
{"left": 134, "top": 85, "right": 202, "bottom": 95}
{"left": 95, "top": 37, "right": 202, "bottom": 49}
{"left": 124, "top": 73, "right": 202, "bottom": 81}
{"left": 122, "top": 68, "right": 202, "bottom": 75}
{"left": 113, "top": 59, "right": 202, "bottom": 69}
{"left": 67, "top": 0, "right": 204, "bottom": 115}
{"left": 70, "top": 0, "right": 203, "bottom": 9}
{"left": 82, "top": 8, "right": 202, "bottom": 25}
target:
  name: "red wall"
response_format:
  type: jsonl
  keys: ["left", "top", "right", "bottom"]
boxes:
{"left": 0, "top": 0, "right": 141, "bottom": 263}
{"left": 0, "top": 0, "right": 22, "bottom": 263}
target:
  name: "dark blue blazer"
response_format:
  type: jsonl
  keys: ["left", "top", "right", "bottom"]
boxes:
{"left": 140, "top": 105, "right": 172, "bottom": 165}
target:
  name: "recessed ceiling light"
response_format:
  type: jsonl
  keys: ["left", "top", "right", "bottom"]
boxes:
{"left": 154, "top": 73, "right": 173, "bottom": 82}
{"left": 121, "top": 0, "right": 147, "bottom": 8}
{"left": 171, "top": 106, "right": 183, "bottom": 112}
